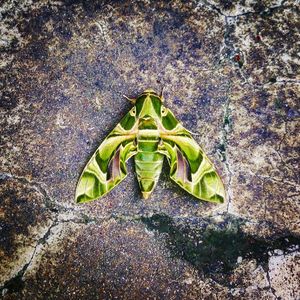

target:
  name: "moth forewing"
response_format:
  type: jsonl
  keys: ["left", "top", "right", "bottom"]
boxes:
{"left": 75, "top": 109, "right": 138, "bottom": 203}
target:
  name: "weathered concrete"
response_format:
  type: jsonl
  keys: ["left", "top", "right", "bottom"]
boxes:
{"left": 0, "top": 0, "right": 299, "bottom": 299}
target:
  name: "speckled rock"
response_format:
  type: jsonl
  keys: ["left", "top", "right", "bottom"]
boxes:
{"left": 0, "top": 0, "right": 299, "bottom": 299}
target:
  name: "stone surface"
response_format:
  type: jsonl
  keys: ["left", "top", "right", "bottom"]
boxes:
{"left": 0, "top": 0, "right": 299, "bottom": 299}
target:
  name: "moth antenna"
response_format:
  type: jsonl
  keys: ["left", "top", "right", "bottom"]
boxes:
{"left": 159, "top": 86, "right": 164, "bottom": 102}
{"left": 123, "top": 94, "right": 136, "bottom": 104}
{"left": 186, "top": 129, "right": 200, "bottom": 136}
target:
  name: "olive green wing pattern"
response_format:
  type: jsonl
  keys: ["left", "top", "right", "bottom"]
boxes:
{"left": 75, "top": 111, "right": 138, "bottom": 203}
{"left": 76, "top": 90, "right": 225, "bottom": 203}
{"left": 160, "top": 130, "right": 225, "bottom": 203}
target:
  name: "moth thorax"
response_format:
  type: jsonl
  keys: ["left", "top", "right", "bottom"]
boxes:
{"left": 138, "top": 116, "right": 158, "bottom": 130}
{"left": 137, "top": 129, "right": 160, "bottom": 141}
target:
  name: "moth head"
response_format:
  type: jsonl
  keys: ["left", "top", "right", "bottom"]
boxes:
{"left": 142, "top": 88, "right": 164, "bottom": 101}
{"left": 143, "top": 88, "right": 156, "bottom": 94}
{"left": 123, "top": 88, "right": 163, "bottom": 105}
{"left": 135, "top": 90, "right": 164, "bottom": 119}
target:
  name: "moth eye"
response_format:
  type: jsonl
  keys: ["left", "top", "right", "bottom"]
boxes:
{"left": 161, "top": 107, "right": 168, "bottom": 116}
{"left": 130, "top": 107, "right": 136, "bottom": 116}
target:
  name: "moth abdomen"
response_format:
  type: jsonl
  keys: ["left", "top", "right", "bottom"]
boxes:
{"left": 134, "top": 146, "right": 164, "bottom": 199}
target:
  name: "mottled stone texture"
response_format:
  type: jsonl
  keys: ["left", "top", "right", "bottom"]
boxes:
{"left": 0, "top": 0, "right": 299, "bottom": 299}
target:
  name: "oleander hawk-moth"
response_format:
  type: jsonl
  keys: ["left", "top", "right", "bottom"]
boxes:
{"left": 75, "top": 89, "right": 225, "bottom": 203}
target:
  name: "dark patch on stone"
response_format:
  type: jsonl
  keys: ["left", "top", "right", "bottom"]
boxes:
{"left": 0, "top": 121, "right": 21, "bottom": 138}
{"left": 59, "top": 93, "right": 71, "bottom": 105}
{"left": 0, "top": 91, "right": 18, "bottom": 110}
{"left": 217, "top": 143, "right": 226, "bottom": 153}
{"left": 190, "top": 39, "right": 202, "bottom": 51}
{"left": 218, "top": 0, "right": 235, "bottom": 11}
{"left": 152, "top": 10, "right": 188, "bottom": 36}
{"left": 168, "top": 10, "right": 187, "bottom": 29}
{"left": 179, "top": 112, "right": 198, "bottom": 129}
{"left": 273, "top": 98, "right": 284, "bottom": 110}
{"left": 31, "top": 10, "right": 51, "bottom": 34}
{"left": 139, "top": 63, "right": 146, "bottom": 71}
{"left": 269, "top": 77, "right": 277, "bottom": 83}
{"left": 131, "top": 41, "right": 153, "bottom": 60}
{"left": 0, "top": 189, "right": 36, "bottom": 256}
{"left": 257, "top": 90, "right": 269, "bottom": 107}
{"left": 1, "top": 219, "right": 56, "bottom": 296}
{"left": 174, "top": 46, "right": 184, "bottom": 60}
{"left": 54, "top": 24, "right": 73, "bottom": 40}
{"left": 259, "top": 8, "right": 273, "bottom": 17}
{"left": 254, "top": 127, "right": 275, "bottom": 140}
{"left": 1, "top": 268, "right": 26, "bottom": 295}
{"left": 287, "top": 108, "right": 299, "bottom": 119}
{"left": 94, "top": 79, "right": 105, "bottom": 89}
{"left": 63, "top": 0, "right": 85, "bottom": 6}
{"left": 18, "top": 5, "right": 54, "bottom": 40}
{"left": 158, "top": 42, "right": 170, "bottom": 56}
{"left": 153, "top": 19, "right": 168, "bottom": 36}
{"left": 5, "top": 37, "right": 19, "bottom": 52}
{"left": 63, "top": 0, "right": 104, "bottom": 12}
{"left": 223, "top": 114, "right": 231, "bottom": 127}
{"left": 196, "top": 93, "right": 212, "bottom": 106}
{"left": 141, "top": 214, "right": 300, "bottom": 285}
{"left": 248, "top": 47, "right": 264, "bottom": 66}
{"left": 224, "top": 24, "right": 235, "bottom": 41}
{"left": 173, "top": 97, "right": 183, "bottom": 106}
{"left": 26, "top": 40, "right": 49, "bottom": 60}
{"left": 82, "top": 1, "right": 103, "bottom": 16}
{"left": 238, "top": 174, "right": 247, "bottom": 184}
{"left": 216, "top": 143, "right": 226, "bottom": 162}
{"left": 0, "top": 178, "right": 51, "bottom": 257}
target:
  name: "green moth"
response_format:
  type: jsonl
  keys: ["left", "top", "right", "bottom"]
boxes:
{"left": 75, "top": 89, "right": 225, "bottom": 203}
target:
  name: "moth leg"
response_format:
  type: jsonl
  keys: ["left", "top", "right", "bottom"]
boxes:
{"left": 123, "top": 94, "right": 136, "bottom": 104}
{"left": 158, "top": 138, "right": 169, "bottom": 158}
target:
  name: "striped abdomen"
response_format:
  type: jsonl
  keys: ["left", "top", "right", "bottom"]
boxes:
{"left": 134, "top": 128, "right": 164, "bottom": 199}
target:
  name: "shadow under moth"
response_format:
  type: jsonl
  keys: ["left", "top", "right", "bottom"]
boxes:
{"left": 75, "top": 89, "right": 225, "bottom": 203}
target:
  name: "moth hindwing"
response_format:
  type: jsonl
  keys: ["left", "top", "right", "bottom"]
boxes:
{"left": 75, "top": 89, "right": 225, "bottom": 203}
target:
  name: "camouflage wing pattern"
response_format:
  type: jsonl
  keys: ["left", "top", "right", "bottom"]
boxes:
{"left": 75, "top": 89, "right": 225, "bottom": 203}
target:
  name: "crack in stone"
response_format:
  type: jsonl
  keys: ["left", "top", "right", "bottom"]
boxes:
{"left": 0, "top": 218, "right": 56, "bottom": 296}
{"left": 239, "top": 78, "right": 300, "bottom": 90}
{"left": 0, "top": 213, "right": 100, "bottom": 295}
{"left": 274, "top": 121, "right": 299, "bottom": 183}
{"left": 266, "top": 79, "right": 300, "bottom": 85}
{"left": 0, "top": 172, "right": 75, "bottom": 213}
{"left": 246, "top": 170, "right": 299, "bottom": 188}
{"left": 266, "top": 267, "right": 279, "bottom": 300}
{"left": 0, "top": 212, "right": 142, "bottom": 295}
{"left": 261, "top": 178, "right": 268, "bottom": 221}
{"left": 21, "top": 219, "right": 57, "bottom": 276}
{"left": 218, "top": 84, "right": 233, "bottom": 213}
{"left": 199, "top": 0, "right": 297, "bottom": 89}
{"left": 1, "top": 208, "right": 298, "bottom": 295}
